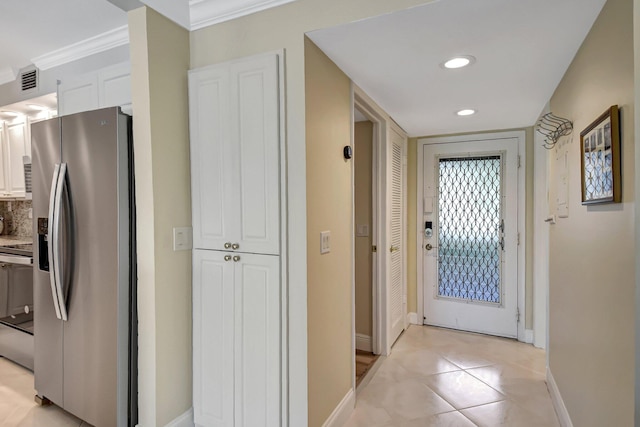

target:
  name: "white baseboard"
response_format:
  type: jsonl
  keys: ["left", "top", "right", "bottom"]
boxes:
{"left": 165, "top": 407, "right": 194, "bottom": 427}
{"left": 322, "top": 388, "right": 355, "bottom": 427}
{"left": 355, "top": 334, "right": 372, "bottom": 352}
{"left": 407, "top": 312, "right": 419, "bottom": 325}
{"left": 524, "top": 329, "right": 534, "bottom": 344}
{"left": 547, "top": 368, "right": 573, "bottom": 427}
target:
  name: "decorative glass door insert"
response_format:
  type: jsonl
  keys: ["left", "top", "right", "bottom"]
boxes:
{"left": 436, "top": 155, "right": 504, "bottom": 305}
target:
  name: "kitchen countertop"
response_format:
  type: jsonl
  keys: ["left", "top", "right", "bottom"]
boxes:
{"left": 0, "top": 236, "right": 33, "bottom": 246}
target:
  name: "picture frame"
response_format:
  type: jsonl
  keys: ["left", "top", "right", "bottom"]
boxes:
{"left": 580, "top": 105, "right": 620, "bottom": 204}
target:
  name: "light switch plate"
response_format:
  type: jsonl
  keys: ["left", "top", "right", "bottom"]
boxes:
{"left": 320, "top": 231, "right": 330, "bottom": 254}
{"left": 356, "top": 224, "right": 369, "bottom": 237}
{"left": 173, "top": 227, "right": 193, "bottom": 251}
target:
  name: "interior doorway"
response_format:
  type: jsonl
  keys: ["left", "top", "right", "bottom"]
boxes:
{"left": 354, "top": 113, "right": 374, "bottom": 352}
{"left": 353, "top": 111, "right": 378, "bottom": 385}
{"left": 351, "top": 89, "right": 408, "bottom": 392}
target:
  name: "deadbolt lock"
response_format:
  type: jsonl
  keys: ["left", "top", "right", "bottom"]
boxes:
{"left": 425, "top": 243, "right": 433, "bottom": 251}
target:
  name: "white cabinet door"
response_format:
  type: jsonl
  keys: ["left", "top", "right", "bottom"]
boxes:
{"left": 234, "top": 253, "right": 280, "bottom": 427}
{"left": 189, "top": 66, "right": 236, "bottom": 252}
{"left": 0, "top": 119, "right": 31, "bottom": 198}
{"left": 190, "top": 54, "right": 281, "bottom": 255}
{"left": 193, "top": 250, "right": 281, "bottom": 427}
{"left": 230, "top": 56, "right": 280, "bottom": 255}
{"left": 57, "top": 62, "right": 132, "bottom": 117}
{"left": 6, "top": 120, "right": 30, "bottom": 197}
{"left": 193, "top": 250, "right": 235, "bottom": 427}
{"left": 58, "top": 74, "right": 99, "bottom": 117}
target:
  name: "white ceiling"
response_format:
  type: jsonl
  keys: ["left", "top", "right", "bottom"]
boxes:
{"left": 0, "top": 0, "right": 606, "bottom": 137}
{"left": 308, "top": 0, "right": 607, "bottom": 136}
{"left": 0, "top": 0, "right": 127, "bottom": 80}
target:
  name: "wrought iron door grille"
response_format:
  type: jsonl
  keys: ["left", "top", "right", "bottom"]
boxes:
{"left": 437, "top": 155, "right": 503, "bottom": 304}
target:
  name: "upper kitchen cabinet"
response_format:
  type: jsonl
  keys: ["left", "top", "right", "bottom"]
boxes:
{"left": 0, "top": 118, "right": 31, "bottom": 198}
{"left": 189, "top": 53, "right": 281, "bottom": 255}
{"left": 58, "top": 62, "right": 131, "bottom": 116}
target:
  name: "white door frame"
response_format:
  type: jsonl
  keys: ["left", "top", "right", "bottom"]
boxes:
{"left": 416, "top": 130, "right": 527, "bottom": 342}
{"left": 351, "top": 84, "right": 407, "bottom": 361}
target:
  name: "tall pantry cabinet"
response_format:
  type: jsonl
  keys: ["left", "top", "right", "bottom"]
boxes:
{"left": 189, "top": 52, "right": 283, "bottom": 427}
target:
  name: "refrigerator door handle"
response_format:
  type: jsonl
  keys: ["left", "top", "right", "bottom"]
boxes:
{"left": 47, "top": 163, "right": 63, "bottom": 320}
{"left": 48, "top": 163, "right": 69, "bottom": 321}
{"left": 53, "top": 163, "right": 69, "bottom": 321}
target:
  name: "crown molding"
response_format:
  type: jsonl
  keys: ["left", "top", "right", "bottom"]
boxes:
{"left": 190, "top": 0, "right": 298, "bottom": 30}
{"left": 0, "top": 67, "right": 17, "bottom": 86}
{"left": 31, "top": 25, "right": 129, "bottom": 71}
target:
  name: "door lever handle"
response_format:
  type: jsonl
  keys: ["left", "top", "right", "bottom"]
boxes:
{"left": 389, "top": 246, "right": 399, "bottom": 253}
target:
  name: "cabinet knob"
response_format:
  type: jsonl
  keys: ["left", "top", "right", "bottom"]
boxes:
{"left": 231, "top": 243, "right": 240, "bottom": 250}
{"left": 224, "top": 255, "right": 232, "bottom": 262}
{"left": 233, "top": 255, "right": 240, "bottom": 262}
{"left": 224, "top": 242, "right": 232, "bottom": 249}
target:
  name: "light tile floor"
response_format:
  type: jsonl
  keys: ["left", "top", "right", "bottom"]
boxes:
{"left": 0, "top": 357, "right": 88, "bottom": 426}
{"left": 345, "top": 325, "right": 560, "bottom": 427}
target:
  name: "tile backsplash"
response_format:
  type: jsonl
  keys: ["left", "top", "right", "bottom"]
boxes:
{"left": 0, "top": 200, "right": 32, "bottom": 239}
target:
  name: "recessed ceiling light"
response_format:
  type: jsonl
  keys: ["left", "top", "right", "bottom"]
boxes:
{"left": 456, "top": 109, "right": 476, "bottom": 116}
{"left": 442, "top": 55, "right": 476, "bottom": 69}
{"left": 0, "top": 111, "right": 20, "bottom": 117}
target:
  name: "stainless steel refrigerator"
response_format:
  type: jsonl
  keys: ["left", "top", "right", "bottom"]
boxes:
{"left": 31, "top": 107, "right": 137, "bottom": 427}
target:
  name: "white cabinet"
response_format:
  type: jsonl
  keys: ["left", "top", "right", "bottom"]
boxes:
{"left": 190, "top": 52, "right": 283, "bottom": 427}
{"left": 193, "top": 250, "right": 281, "bottom": 427}
{"left": 0, "top": 118, "right": 31, "bottom": 198}
{"left": 58, "top": 62, "right": 131, "bottom": 116}
{"left": 189, "top": 54, "right": 280, "bottom": 256}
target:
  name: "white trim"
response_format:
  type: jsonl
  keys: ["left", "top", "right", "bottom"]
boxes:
{"left": 321, "top": 388, "right": 355, "bottom": 427}
{"left": 516, "top": 131, "right": 527, "bottom": 342}
{"left": 31, "top": 26, "right": 129, "bottom": 71}
{"left": 533, "top": 106, "right": 550, "bottom": 350}
{"left": 0, "top": 67, "right": 16, "bottom": 86}
{"left": 416, "top": 130, "right": 527, "bottom": 341}
{"left": 407, "top": 312, "right": 418, "bottom": 325}
{"left": 275, "top": 50, "right": 293, "bottom": 427}
{"left": 547, "top": 368, "right": 574, "bottom": 427}
{"left": 165, "top": 408, "right": 194, "bottom": 427}
{"left": 355, "top": 334, "right": 372, "bottom": 352}
{"left": 190, "top": 0, "right": 299, "bottom": 30}
{"left": 524, "top": 329, "right": 534, "bottom": 344}
{"left": 350, "top": 86, "right": 357, "bottom": 393}
{"left": 354, "top": 86, "right": 388, "bottom": 355}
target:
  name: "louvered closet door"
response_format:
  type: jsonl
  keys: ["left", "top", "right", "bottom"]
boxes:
{"left": 389, "top": 128, "right": 406, "bottom": 345}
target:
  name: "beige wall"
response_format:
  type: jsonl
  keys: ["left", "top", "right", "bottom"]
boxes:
{"left": 355, "top": 121, "right": 373, "bottom": 337}
{"left": 128, "top": 8, "right": 192, "bottom": 426}
{"left": 305, "top": 38, "right": 353, "bottom": 426}
{"left": 406, "top": 128, "right": 535, "bottom": 330}
{"left": 190, "top": 1, "right": 435, "bottom": 424}
{"left": 548, "top": 0, "right": 635, "bottom": 425}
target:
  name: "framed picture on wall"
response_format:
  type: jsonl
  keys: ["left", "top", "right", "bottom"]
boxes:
{"left": 580, "top": 105, "right": 621, "bottom": 204}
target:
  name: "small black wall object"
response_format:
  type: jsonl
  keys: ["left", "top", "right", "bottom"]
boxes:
{"left": 343, "top": 145, "right": 353, "bottom": 160}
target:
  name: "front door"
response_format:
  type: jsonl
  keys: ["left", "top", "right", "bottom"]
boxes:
{"left": 422, "top": 137, "right": 518, "bottom": 338}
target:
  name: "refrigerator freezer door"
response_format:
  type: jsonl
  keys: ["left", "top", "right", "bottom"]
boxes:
{"left": 47, "top": 163, "right": 69, "bottom": 321}
{"left": 60, "top": 108, "right": 130, "bottom": 427}
{"left": 31, "top": 116, "right": 64, "bottom": 405}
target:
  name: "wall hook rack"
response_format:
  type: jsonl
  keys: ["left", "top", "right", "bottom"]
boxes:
{"left": 535, "top": 112, "right": 573, "bottom": 149}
